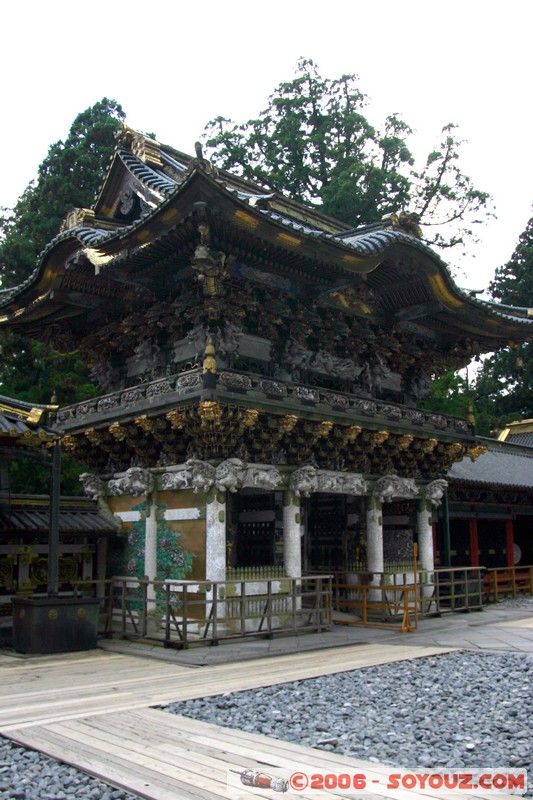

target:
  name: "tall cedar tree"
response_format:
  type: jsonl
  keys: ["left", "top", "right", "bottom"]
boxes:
{"left": 472, "top": 214, "right": 533, "bottom": 429}
{"left": 423, "top": 214, "right": 533, "bottom": 435}
{"left": 0, "top": 99, "right": 125, "bottom": 492}
{"left": 203, "top": 59, "right": 493, "bottom": 251}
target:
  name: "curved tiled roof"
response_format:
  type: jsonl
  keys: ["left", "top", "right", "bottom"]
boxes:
{"left": 447, "top": 441, "right": 533, "bottom": 489}
{"left": 506, "top": 432, "right": 533, "bottom": 448}
{"left": 0, "top": 130, "right": 532, "bottom": 339}
{"left": 118, "top": 149, "right": 177, "bottom": 196}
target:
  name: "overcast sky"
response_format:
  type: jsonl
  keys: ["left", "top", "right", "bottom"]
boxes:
{"left": 2, "top": 0, "right": 531, "bottom": 293}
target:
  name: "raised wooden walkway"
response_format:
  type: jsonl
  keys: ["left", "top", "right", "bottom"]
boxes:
{"left": 0, "top": 643, "right": 515, "bottom": 800}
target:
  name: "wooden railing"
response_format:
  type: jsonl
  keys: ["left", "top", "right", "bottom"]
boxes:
{"left": 332, "top": 581, "right": 418, "bottom": 632}
{"left": 428, "top": 567, "right": 486, "bottom": 613}
{"left": 71, "top": 565, "right": 532, "bottom": 645}
{"left": 484, "top": 566, "right": 533, "bottom": 602}
{"left": 331, "top": 566, "right": 487, "bottom": 622}
{"left": 75, "top": 575, "right": 332, "bottom": 648}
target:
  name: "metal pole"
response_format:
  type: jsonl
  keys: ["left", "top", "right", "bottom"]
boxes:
{"left": 441, "top": 488, "right": 451, "bottom": 567}
{"left": 48, "top": 441, "right": 61, "bottom": 596}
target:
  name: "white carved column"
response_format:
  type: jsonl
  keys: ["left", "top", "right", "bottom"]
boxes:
{"left": 417, "top": 498, "right": 435, "bottom": 573}
{"left": 366, "top": 496, "right": 384, "bottom": 595}
{"left": 144, "top": 497, "right": 158, "bottom": 604}
{"left": 283, "top": 490, "right": 302, "bottom": 579}
{"left": 417, "top": 497, "right": 435, "bottom": 600}
{"left": 205, "top": 488, "right": 226, "bottom": 582}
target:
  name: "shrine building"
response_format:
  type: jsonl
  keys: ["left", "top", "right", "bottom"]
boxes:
{"left": 0, "top": 128, "right": 531, "bottom": 605}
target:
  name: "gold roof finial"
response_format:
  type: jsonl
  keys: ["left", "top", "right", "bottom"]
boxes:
{"left": 203, "top": 336, "right": 217, "bottom": 375}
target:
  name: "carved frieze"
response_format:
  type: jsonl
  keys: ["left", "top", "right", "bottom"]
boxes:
{"left": 98, "top": 396, "right": 119, "bottom": 413}
{"left": 316, "top": 471, "right": 368, "bottom": 495}
{"left": 160, "top": 469, "right": 193, "bottom": 492}
{"left": 353, "top": 399, "right": 377, "bottom": 416}
{"left": 258, "top": 379, "right": 287, "bottom": 397}
{"left": 77, "top": 401, "right": 97, "bottom": 417}
{"left": 161, "top": 459, "right": 216, "bottom": 494}
{"left": 176, "top": 373, "right": 202, "bottom": 392}
{"left": 161, "top": 458, "right": 284, "bottom": 494}
{"left": 380, "top": 404, "right": 402, "bottom": 421}
{"left": 283, "top": 339, "right": 363, "bottom": 382}
{"left": 219, "top": 372, "right": 252, "bottom": 391}
{"left": 146, "top": 380, "right": 172, "bottom": 399}
{"left": 427, "top": 413, "right": 447, "bottom": 430}
{"left": 90, "top": 362, "right": 121, "bottom": 393}
{"left": 373, "top": 475, "right": 419, "bottom": 502}
{"left": 293, "top": 386, "right": 319, "bottom": 403}
{"left": 107, "top": 467, "right": 154, "bottom": 497}
{"left": 405, "top": 409, "right": 425, "bottom": 425}
{"left": 121, "top": 387, "right": 145, "bottom": 406}
{"left": 324, "top": 393, "right": 349, "bottom": 410}
{"left": 242, "top": 466, "right": 283, "bottom": 490}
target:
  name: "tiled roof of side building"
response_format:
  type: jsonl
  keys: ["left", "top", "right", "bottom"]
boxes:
{"left": 497, "top": 419, "right": 533, "bottom": 448}
{"left": 447, "top": 439, "right": 533, "bottom": 489}
{"left": 504, "top": 432, "right": 533, "bottom": 448}
{"left": 0, "top": 496, "right": 118, "bottom": 534}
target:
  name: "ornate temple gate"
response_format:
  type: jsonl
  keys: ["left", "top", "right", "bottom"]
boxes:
{"left": 0, "top": 127, "right": 531, "bottom": 650}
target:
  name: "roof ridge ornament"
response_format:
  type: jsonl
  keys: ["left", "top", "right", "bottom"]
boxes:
{"left": 382, "top": 210, "right": 423, "bottom": 239}
{"left": 116, "top": 125, "right": 162, "bottom": 169}
{"left": 186, "top": 141, "right": 219, "bottom": 177}
{"left": 60, "top": 207, "right": 96, "bottom": 232}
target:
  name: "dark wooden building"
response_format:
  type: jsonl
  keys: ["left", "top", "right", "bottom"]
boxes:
{"left": 0, "top": 395, "right": 117, "bottom": 626}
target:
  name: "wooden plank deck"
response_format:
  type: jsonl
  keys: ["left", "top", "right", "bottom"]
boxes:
{"left": 0, "top": 643, "right": 451, "bottom": 731}
{"left": 1, "top": 643, "right": 514, "bottom": 800}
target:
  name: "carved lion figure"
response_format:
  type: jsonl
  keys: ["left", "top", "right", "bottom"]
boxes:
{"left": 215, "top": 458, "right": 247, "bottom": 493}
{"left": 185, "top": 459, "right": 216, "bottom": 493}
{"left": 79, "top": 473, "right": 105, "bottom": 501}
{"left": 313, "top": 470, "right": 368, "bottom": 495}
{"left": 290, "top": 465, "right": 318, "bottom": 498}
{"left": 107, "top": 467, "right": 154, "bottom": 498}
{"left": 424, "top": 478, "right": 448, "bottom": 507}
{"left": 160, "top": 470, "right": 191, "bottom": 491}
{"left": 243, "top": 466, "right": 283, "bottom": 490}
{"left": 373, "top": 474, "right": 418, "bottom": 503}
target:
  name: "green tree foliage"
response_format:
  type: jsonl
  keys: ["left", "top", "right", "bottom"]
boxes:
{"left": 472, "top": 214, "right": 533, "bottom": 428}
{"left": 0, "top": 99, "right": 125, "bottom": 492}
{"left": 421, "top": 371, "right": 471, "bottom": 420}
{"left": 424, "top": 214, "right": 533, "bottom": 435}
{"left": 0, "top": 98, "right": 125, "bottom": 289}
{"left": 203, "top": 59, "right": 492, "bottom": 250}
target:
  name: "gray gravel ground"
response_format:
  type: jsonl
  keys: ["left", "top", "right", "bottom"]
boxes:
{"left": 163, "top": 648, "right": 532, "bottom": 786}
{"left": 0, "top": 737, "right": 143, "bottom": 800}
